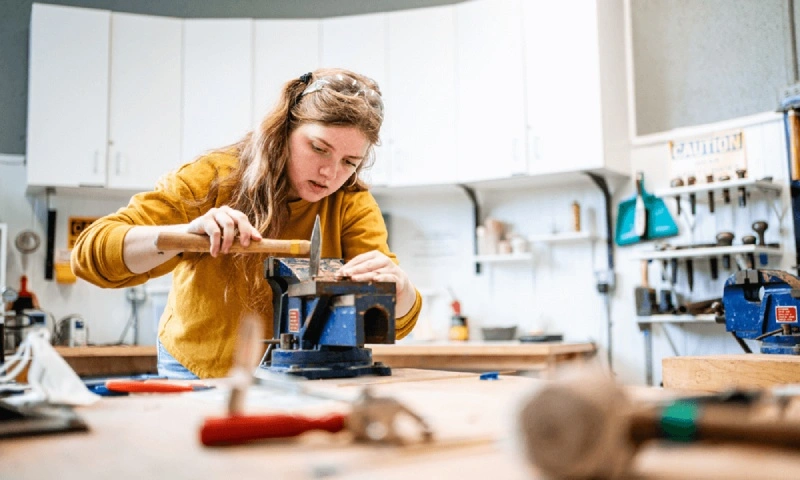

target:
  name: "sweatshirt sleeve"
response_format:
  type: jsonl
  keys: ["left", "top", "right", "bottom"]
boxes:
{"left": 70, "top": 155, "right": 229, "bottom": 288}
{"left": 341, "top": 191, "right": 421, "bottom": 339}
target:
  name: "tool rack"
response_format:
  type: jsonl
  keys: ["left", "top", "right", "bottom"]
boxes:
{"left": 633, "top": 178, "right": 787, "bottom": 386}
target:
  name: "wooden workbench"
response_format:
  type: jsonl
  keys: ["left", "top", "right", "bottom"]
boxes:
{"left": 662, "top": 354, "right": 800, "bottom": 392}
{"left": 4, "top": 368, "right": 800, "bottom": 479}
{"left": 54, "top": 345, "right": 157, "bottom": 377}
{"left": 52, "top": 341, "right": 596, "bottom": 378}
{"left": 370, "top": 341, "right": 596, "bottom": 372}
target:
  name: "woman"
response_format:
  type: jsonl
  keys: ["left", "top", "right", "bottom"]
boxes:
{"left": 71, "top": 68, "right": 421, "bottom": 379}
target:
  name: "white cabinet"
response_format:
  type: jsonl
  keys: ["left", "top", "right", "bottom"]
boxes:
{"left": 522, "top": 0, "right": 629, "bottom": 176}
{"left": 454, "top": 0, "right": 527, "bottom": 183}
{"left": 253, "top": 19, "right": 321, "bottom": 128}
{"left": 321, "top": 13, "right": 390, "bottom": 186}
{"left": 27, "top": 5, "right": 184, "bottom": 192}
{"left": 27, "top": 4, "right": 110, "bottom": 188}
{"left": 387, "top": 6, "right": 458, "bottom": 186}
{"left": 108, "top": 13, "right": 182, "bottom": 190}
{"left": 182, "top": 19, "right": 253, "bottom": 163}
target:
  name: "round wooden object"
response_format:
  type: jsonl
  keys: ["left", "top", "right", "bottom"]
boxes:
{"left": 517, "top": 374, "right": 635, "bottom": 479}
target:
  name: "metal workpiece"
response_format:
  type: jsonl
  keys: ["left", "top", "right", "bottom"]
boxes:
{"left": 736, "top": 168, "right": 748, "bottom": 207}
{"left": 718, "top": 175, "right": 731, "bottom": 204}
{"left": 670, "top": 178, "right": 684, "bottom": 216}
{"left": 705, "top": 174, "right": 715, "bottom": 213}
{"left": 687, "top": 175, "right": 697, "bottom": 215}
{"left": 716, "top": 232, "right": 735, "bottom": 269}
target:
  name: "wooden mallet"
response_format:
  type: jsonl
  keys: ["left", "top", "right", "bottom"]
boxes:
{"left": 516, "top": 370, "right": 800, "bottom": 479}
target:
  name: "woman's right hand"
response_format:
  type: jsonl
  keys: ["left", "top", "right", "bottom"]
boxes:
{"left": 186, "top": 206, "right": 262, "bottom": 257}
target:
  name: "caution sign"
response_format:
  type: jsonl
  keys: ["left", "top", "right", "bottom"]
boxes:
{"left": 776, "top": 306, "right": 798, "bottom": 324}
{"left": 68, "top": 216, "right": 100, "bottom": 248}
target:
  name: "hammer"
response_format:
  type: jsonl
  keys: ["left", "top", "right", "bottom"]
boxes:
{"left": 154, "top": 215, "right": 321, "bottom": 264}
{"left": 517, "top": 371, "right": 800, "bottom": 480}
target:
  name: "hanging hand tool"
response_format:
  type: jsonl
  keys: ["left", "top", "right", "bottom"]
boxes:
{"left": 517, "top": 369, "right": 800, "bottom": 480}
{"left": 709, "top": 255, "right": 719, "bottom": 280}
{"left": 752, "top": 220, "right": 769, "bottom": 266}
{"left": 705, "top": 174, "right": 716, "bottom": 213}
{"left": 686, "top": 175, "right": 697, "bottom": 215}
{"left": 669, "top": 178, "right": 683, "bottom": 216}
{"left": 635, "top": 260, "right": 656, "bottom": 316}
{"left": 736, "top": 168, "right": 748, "bottom": 207}
{"left": 716, "top": 231, "right": 734, "bottom": 269}
{"left": 752, "top": 220, "right": 768, "bottom": 246}
{"left": 718, "top": 174, "right": 731, "bottom": 204}
{"left": 686, "top": 257, "right": 694, "bottom": 292}
{"left": 741, "top": 235, "right": 757, "bottom": 268}
{"left": 654, "top": 243, "right": 669, "bottom": 282}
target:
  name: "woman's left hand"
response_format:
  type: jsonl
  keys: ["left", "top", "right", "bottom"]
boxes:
{"left": 338, "top": 250, "right": 416, "bottom": 318}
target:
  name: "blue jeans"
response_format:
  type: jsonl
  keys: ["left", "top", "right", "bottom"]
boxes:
{"left": 157, "top": 339, "right": 199, "bottom": 380}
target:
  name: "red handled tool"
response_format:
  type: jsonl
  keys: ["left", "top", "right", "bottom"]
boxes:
{"left": 105, "top": 379, "right": 213, "bottom": 393}
{"left": 200, "top": 412, "right": 346, "bottom": 446}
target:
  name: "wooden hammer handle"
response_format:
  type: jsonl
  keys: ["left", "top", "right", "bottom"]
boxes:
{"left": 155, "top": 232, "right": 310, "bottom": 255}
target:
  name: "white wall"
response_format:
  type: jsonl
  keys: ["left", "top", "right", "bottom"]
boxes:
{"left": 374, "top": 113, "right": 794, "bottom": 386}
{"left": 1, "top": 112, "right": 793, "bottom": 384}
{"left": 1, "top": 157, "right": 166, "bottom": 346}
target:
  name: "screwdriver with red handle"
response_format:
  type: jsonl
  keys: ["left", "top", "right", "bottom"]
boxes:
{"left": 200, "top": 412, "right": 347, "bottom": 446}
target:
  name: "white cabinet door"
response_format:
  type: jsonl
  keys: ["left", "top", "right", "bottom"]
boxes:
{"left": 27, "top": 4, "right": 110, "bottom": 188}
{"left": 387, "top": 6, "right": 457, "bottom": 186}
{"left": 523, "top": 1, "right": 604, "bottom": 175}
{"left": 455, "top": 0, "right": 526, "bottom": 183}
{"left": 321, "top": 13, "right": 390, "bottom": 186}
{"left": 182, "top": 19, "right": 253, "bottom": 163}
{"left": 108, "top": 13, "right": 182, "bottom": 191}
{"left": 253, "top": 19, "right": 321, "bottom": 128}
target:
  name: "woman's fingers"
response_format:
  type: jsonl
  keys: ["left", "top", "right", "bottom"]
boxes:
{"left": 187, "top": 207, "right": 262, "bottom": 257}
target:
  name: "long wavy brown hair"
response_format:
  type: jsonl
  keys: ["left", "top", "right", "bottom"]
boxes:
{"left": 198, "top": 68, "right": 384, "bottom": 316}
{"left": 207, "top": 67, "right": 384, "bottom": 239}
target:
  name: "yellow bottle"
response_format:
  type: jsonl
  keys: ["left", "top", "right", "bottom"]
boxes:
{"left": 449, "top": 315, "right": 469, "bottom": 341}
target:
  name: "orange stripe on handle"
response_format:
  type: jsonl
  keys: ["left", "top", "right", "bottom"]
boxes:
{"left": 200, "top": 413, "right": 346, "bottom": 446}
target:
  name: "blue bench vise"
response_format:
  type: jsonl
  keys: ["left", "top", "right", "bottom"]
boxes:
{"left": 259, "top": 257, "right": 396, "bottom": 379}
{"left": 722, "top": 269, "right": 800, "bottom": 354}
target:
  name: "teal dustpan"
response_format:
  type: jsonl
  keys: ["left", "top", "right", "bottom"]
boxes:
{"left": 615, "top": 172, "right": 679, "bottom": 246}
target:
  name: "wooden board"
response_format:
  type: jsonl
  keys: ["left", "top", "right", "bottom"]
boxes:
{"left": 370, "top": 341, "right": 596, "bottom": 371}
{"left": 662, "top": 354, "right": 800, "bottom": 392}
{"left": 54, "top": 345, "right": 157, "bottom": 377}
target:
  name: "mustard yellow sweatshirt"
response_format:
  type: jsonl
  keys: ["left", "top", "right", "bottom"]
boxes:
{"left": 71, "top": 152, "right": 421, "bottom": 378}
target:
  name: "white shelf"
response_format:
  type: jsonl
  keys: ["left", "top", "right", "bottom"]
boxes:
{"left": 654, "top": 178, "right": 781, "bottom": 198}
{"left": 637, "top": 314, "right": 717, "bottom": 324}
{"left": 632, "top": 244, "right": 782, "bottom": 260}
{"left": 528, "top": 231, "right": 596, "bottom": 243}
{"left": 473, "top": 252, "right": 535, "bottom": 263}
{"left": 371, "top": 167, "right": 629, "bottom": 196}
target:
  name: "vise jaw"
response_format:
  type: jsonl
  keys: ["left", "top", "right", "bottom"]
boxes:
{"left": 722, "top": 269, "right": 800, "bottom": 354}
{"left": 260, "top": 257, "right": 396, "bottom": 379}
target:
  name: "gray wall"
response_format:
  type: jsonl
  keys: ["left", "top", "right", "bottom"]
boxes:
{"left": 0, "top": 0, "right": 463, "bottom": 155}
{"left": 631, "top": 0, "right": 795, "bottom": 135}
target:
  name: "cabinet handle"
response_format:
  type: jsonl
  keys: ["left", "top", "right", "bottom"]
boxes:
{"left": 93, "top": 150, "right": 99, "bottom": 174}
{"left": 116, "top": 152, "right": 121, "bottom": 175}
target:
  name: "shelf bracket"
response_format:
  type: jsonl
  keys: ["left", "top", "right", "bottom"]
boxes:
{"left": 457, "top": 184, "right": 481, "bottom": 274}
{"left": 584, "top": 172, "right": 614, "bottom": 272}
